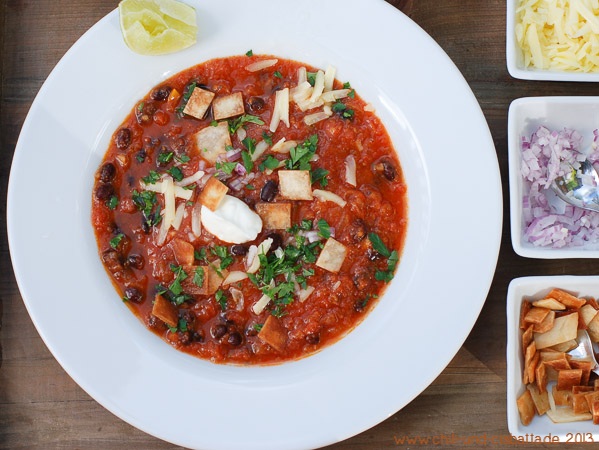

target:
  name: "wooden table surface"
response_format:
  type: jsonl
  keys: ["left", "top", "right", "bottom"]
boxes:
{"left": 3, "top": 0, "right": 599, "bottom": 448}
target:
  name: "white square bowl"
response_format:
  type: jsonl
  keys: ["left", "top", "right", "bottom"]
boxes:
{"left": 507, "top": 276, "right": 599, "bottom": 441}
{"left": 508, "top": 96, "right": 599, "bottom": 258}
{"left": 506, "top": 1, "right": 599, "bottom": 82}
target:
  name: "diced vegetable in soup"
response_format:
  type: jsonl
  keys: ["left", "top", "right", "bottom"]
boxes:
{"left": 91, "top": 54, "right": 408, "bottom": 364}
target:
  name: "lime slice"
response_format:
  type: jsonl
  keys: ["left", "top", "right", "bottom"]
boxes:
{"left": 118, "top": 0, "right": 197, "bottom": 55}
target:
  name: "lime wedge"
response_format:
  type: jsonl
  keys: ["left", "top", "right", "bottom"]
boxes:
{"left": 118, "top": 0, "right": 197, "bottom": 55}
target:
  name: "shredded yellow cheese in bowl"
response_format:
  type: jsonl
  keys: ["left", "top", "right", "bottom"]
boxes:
{"left": 515, "top": 0, "right": 599, "bottom": 73}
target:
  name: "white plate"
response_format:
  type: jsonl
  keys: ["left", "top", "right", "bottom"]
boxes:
{"left": 508, "top": 96, "right": 599, "bottom": 258}
{"left": 507, "top": 276, "right": 599, "bottom": 441}
{"left": 7, "top": 1, "right": 501, "bottom": 449}
{"left": 506, "top": 0, "right": 599, "bottom": 82}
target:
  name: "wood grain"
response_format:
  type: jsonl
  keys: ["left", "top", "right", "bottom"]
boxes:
{"left": 1, "top": 0, "right": 598, "bottom": 448}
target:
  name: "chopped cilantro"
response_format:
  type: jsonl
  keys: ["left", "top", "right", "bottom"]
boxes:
{"left": 259, "top": 155, "right": 280, "bottom": 171}
{"left": 274, "top": 70, "right": 283, "bottom": 78}
{"left": 241, "top": 151, "right": 254, "bottom": 173}
{"left": 228, "top": 114, "right": 265, "bottom": 134}
{"left": 176, "top": 81, "right": 197, "bottom": 117}
{"left": 368, "top": 232, "right": 391, "bottom": 257}
{"left": 210, "top": 120, "right": 219, "bottom": 127}
{"left": 252, "top": 323, "right": 263, "bottom": 332}
{"left": 306, "top": 72, "right": 317, "bottom": 86}
{"left": 193, "top": 267, "right": 205, "bottom": 288}
{"left": 106, "top": 195, "right": 119, "bottom": 210}
{"left": 169, "top": 264, "right": 188, "bottom": 296}
{"left": 211, "top": 245, "right": 234, "bottom": 270}
{"left": 242, "top": 137, "right": 256, "bottom": 155}
{"left": 245, "top": 49, "right": 253, "bottom": 57}
{"left": 285, "top": 135, "right": 318, "bottom": 171}
{"left": 142, "top": 170, "right": 161, "bottom": 184}
{"left": 167, "top": 166, "right": 184, "bottom": 182}
{"left": 310, "top": 167, "right": 329, "bottom": 187}
{"left": 132, "top": 190, "right": 162, "bottom": 228}
{"left": 262, "top": 131, "right": 273, "bottom": 145}
{"left": 249, "top": 220, "right": 321, "bottom": 317}
{"left": 215, "top": 161, "right": 238, "bottom": 175}
{"left": 343, "top": 81, "right": 356, "bottom": 98}
{"left": 301, "top": 219, "right": 313, "bottom": 230}
{"left": 168, "top": 318, "right": 188, "bottom": 334}
{"left": 368, "top": 233, "right": 398, "bottom": 283}
{"left": 317, "top": 219, "right": 331, "bottom": 239}
{"left": 157, "top": 151, "right": 174, "bottom": 165}
{"left": 176, "top": 154, "right": 191, "bottom": 164}
{"left": 215, "top": 290, "right": 227, "bottom": 310}
{"left": 332, "top": 101, "right": 354, "bottom": 119}
{"left": 194, "top": 248, "right": 208, "bottom": 263}
{"left": 109, "top": 233, "right": 125, "bottom": 249}
{"left": 245, "top": 184, "right": 256, "bottom": 190}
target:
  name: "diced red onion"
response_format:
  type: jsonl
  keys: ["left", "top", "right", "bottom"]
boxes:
{"left": 226, "top": 148, "right": 242, "bottom": 161}
{"left": 521, "top": 126, "right": 599, "bottom": 248}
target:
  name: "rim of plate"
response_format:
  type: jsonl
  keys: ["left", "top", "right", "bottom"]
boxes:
{"left": 7, "top": 1, "right": 502, "bottom": 449}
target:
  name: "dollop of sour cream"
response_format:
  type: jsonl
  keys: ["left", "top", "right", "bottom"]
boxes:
{"left": 201, "top": 194, "right": 262, "bottom": 244}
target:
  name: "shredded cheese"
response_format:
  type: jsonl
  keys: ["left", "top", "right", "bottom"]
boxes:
{"left": 269, "top": 88, "right": 289, "bottom": 132}
{"left": 313, "top": 189, "right": 347, "bottom": 207}
{"left": 304, "top": 111, "right": 330, "bottom": 125}
{"left": 252, "top": 293, "right": 271, "bottom": 315}
{"left": 251, "top": 140, "right": 270, "bottom": 161}
{"left": 345, "top": 155, "right": 357, "bottom": 186}
{"left": 171, "top": 202, "right": 186, "bottom": 230}
{"left": 175, "top": 169, "right": 205, "bottom": 187}
{"left": 246, "top": 237, "right": 273, "bottom": 273}
{"left": 271, "top": 137, "right": 297, "bottom": 154}
{"left": 516, "top": 0, "right": 599, "bottom": 72}
{"left": 161, "top": 176, "right": 176, "bottom": 229}
{"left": 223, "top": 270, "right": 248, "bottom": 285}
{"left": 245, "top": 59, "right": 278, "bottom": 72}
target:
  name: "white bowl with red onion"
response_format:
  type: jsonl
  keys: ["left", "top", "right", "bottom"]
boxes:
{"left": 509, "top": 97, "right": 599, "bottom": 258}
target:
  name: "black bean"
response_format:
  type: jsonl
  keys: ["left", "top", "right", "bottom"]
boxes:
{"left": 265, "top": 232, "right": 282, "bottom": 251}
{"left": 178, "top": 331, "right": 191, "bottom": 346}
{"left": 211, "top": 323, "right": 227, "bottom": 339}
{"left": 141, "top": 220, "right": 151, "bottom": 234}
{"left": 95, "top": 183, "right": 114, "bottom": 200}
{"left": 230, "top": 245, "right": 248, "bottom": 256}
{"left": 353, "top": 268, "right": 371, "bottom": 291}
{"left": 367, "top": 247, "right": 383, "bottom": 261}
{"left": 136, "top": 149, "right": 147, "bottom": 163}
{"left": 191, "top": 331, "right": 204, "bottom": 343}
{"left": 136, "top": 102, "right": 157, "bottom": 124}
{"left": 247, "top": 96, "right": 265, "bottom": 112}
{"left": 115, "top": 128, "right": 131, "bottom": 150}
{"left": 150, "top": 86, "right": 172, "bottom": 101}
{"left": 354, "top": 300, "right": 366, "bottom": 313}
{"left": 260, "top": 180, "right": 278, "bottom": 202}
{"left": 373, "top": 157, "right": 396, "bottom": 181}
{"left": 179, "top": 309, "right": 196, "bottom": 328}
{"left": 172, "top": 137, "right": 187, "bottom": 153}
{"left": 306, "top": 333, "right": 320, "bottom": 345}
{"left": 123, "top": 286, "right": 143, "bottom": 303}
{"left": 126, "top": 254, "right": 144, "bottom": 270}
{"left": 227, "top": 331, "right": 243, "bottom": 347}
{"left": 99, "top": 162, "right": 116, "bottom": 183}
{"left": 348, "top": 218, "right": 367, "bottom": 243}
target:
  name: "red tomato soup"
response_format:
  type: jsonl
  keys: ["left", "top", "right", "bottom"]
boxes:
{"left": 91, "top": 55, "right": 407, "bottom": 364}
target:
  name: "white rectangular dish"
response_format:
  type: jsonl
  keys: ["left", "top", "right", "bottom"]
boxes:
{"left": 506, "top": 0, "right": 599, "bottom": 82}
{"left": 508, "top": 96, "right": 599, "bottom": 258}
{"left": 507, "top": 276, "right": 599, "bottom": 441}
